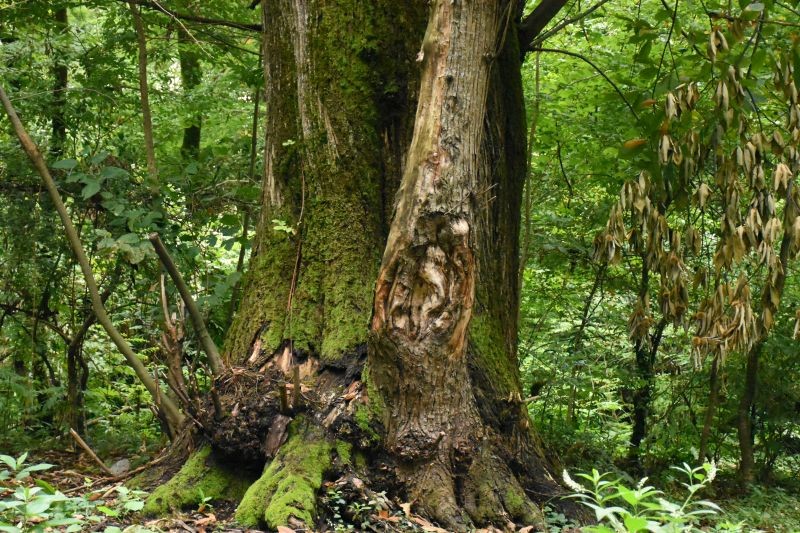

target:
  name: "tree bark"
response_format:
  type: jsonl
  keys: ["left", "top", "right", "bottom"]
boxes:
{"left": 50, "top": 6, "right": 68, "bottom": 157}
{"left": 737, "top": 182, "right": 797, "bottom": 484}
{"left": 698, "top": 353, "right": 721, "bottom": 460}
{"left": 178, "top": 22, "right": 202, "bottom": 159}
{"left": 128, "top": 1, "right": 159, "bottom": 190}
{"left": 149, "top": 0, "right": 567, "bottom": 529}
{"left": 369, "top": 1, "right": 553, "bottom": 528}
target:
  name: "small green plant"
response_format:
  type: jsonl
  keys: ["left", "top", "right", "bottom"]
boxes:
{"left": 564, "top": 462, "right": 722, "bottom": 532}
{"left": 94, "top": 486, "right": 147, "bottom": 518}
{"left": 0, "top": 453, "right": 52, "bottom": 483}
{"left": 0, "top": 453, "right": 150, "bottom": 533}
{"left": 0, "top": 453, "right": 83, "bottom": 532}
{"left": 323, "top": 487, "right": 390, "bottom": 532}
{"left": 324, "top": 487, "right": 352, "bottom": 532}
{"left": 543, "top": 503, "right": 581, "bottom": 532}
{"left": 272, "top": 218, "right": 296, "bottom": 235}
{"left": 196, "top": 488, "right": 214, "bottom": 514}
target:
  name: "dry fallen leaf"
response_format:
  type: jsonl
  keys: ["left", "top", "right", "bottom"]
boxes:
{"left": 411, "top": 515, "right": 450, "bottom": 533}
{"left": 195, "top": 514, "right": 216, "bottom": 526}
{"left": 277, "top": 526, "right": 295, "bottom": 533}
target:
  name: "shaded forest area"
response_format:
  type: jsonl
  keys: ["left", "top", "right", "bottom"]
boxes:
{"left": 2, "top": 0, "right": 800, "bottom": 531}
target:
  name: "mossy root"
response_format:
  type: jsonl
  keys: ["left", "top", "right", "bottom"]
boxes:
{"left": 143, "top": 445, "right": 252, "bottom": 516}
{"left": 235, "top": 419, "right": 334, "bottom": 529}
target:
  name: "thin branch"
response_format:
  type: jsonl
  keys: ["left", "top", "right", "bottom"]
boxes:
{"left": 710, "top": 10, "right": 800, "bottom": 29}
{"left": 148, "top": 233, "right": 224, "bottom": 376}
{"left": 556, "top": 140, "right": 573, "bottom": 206}
{"left": 0, "top": 303, "right": 70, "bottom": 342}
{"left": 69, "top": 429, "right": 114, "bottom": 476}
{"left": 115, "top": 0, "right": 262, "bottom": 32}
{"left": 652, "top": 0, "right": 679, "bottom": 98}
{"left": 128, "top": 2, "right": 159, "bottom": 189}
{"left": 776, "top": 1, "right": 800, "bottom": 17}
{"left": 531, "top": 47, "right": 640, "bottom": 120}
{"left": 518, "top": 0, "right": 569, "bottom": 52}
{"left": 530, "top": 0, "right": 612, "bottom": 47}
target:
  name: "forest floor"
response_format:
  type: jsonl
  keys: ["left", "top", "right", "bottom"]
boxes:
{"left": 18, "top": 448, "right": 252, "bottom": 532}
{"left": 9, "top": 448, "right": 800, "bottom": 532}
{"left": 17, "top": 448, "right": 472, "bottom": 533}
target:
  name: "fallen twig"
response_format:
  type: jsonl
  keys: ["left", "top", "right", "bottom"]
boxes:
{"left": 69, "top": 429, "right": 114, "bottom": 476}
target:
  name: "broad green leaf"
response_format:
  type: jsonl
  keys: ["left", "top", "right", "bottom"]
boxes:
{"left": 97, "top": 505, "right": 119, "bottom": 517}
{"left": 623, "top": 515, "right": 648, "bottom": 532}
{"left": 52, "top": 159, "right": 78, "bottom": 170}
{"left": 124, "top": 499, "right": 144, "bottom": 511}
{"left": 82, "top": 179, "right": 102, "bottom": 199}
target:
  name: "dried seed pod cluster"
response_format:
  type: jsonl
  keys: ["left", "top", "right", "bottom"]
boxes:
{"left": 595, "top": 47, "right": 800, "bottom": 363}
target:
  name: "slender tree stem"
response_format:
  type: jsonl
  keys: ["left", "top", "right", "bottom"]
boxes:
{"left": 128, "top": 2, "right": 159, "bottom": 191}
{"left": 148, "top": 233, "right": 224, "bottom": 376}
{"left": 69, "top": 429, "right": 114, "bottom": 476}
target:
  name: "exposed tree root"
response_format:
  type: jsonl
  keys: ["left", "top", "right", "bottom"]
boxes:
{"left": 142, "top": 445, "right": 254, "bottom": 516}
{"left": 136, "top": 343, "right": 572, "bottom": 531}
{"left": 236, "top": 418, "right": 341, "bottom": 529}
{"left": 402, "top": 444, "right": 546, "bottom": 531}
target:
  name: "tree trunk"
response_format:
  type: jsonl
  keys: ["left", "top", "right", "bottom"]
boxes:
{"left": 147, "top": 1, "right": 566, "bottom": 529}
{"left": 737, "top": 182, "right": 797, "bottom": 484}
{"left": 629, "top": 318, "right": 666, "bottom": 457}
{"left": 737, "top": 341, "right": 761, "bottom": 483}
{"left": 128, "top": 2, "right": 159, "bottom": 190}
{"left": 698, "top": 353, "right": 720, "bottom": 460}
{"left": 178, "top": 24, "right": 201, "bottom": 159}
{"left": 50, "top": 6, "right": 68, "bottom": 157}
{"left": 369, "top": 0, "right": 555, "bottom": 528}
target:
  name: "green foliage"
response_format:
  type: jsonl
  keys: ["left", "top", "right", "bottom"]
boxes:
{"left": 564, "top": 463, "right": 727, "bottom": 532}
{"left": 0, "top": 453, "right": 148, "bottom": 532}
{"left": 322, "top": 487, "right": 395, "bottom": 533}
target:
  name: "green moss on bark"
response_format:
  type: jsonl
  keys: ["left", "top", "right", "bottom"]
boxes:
{"left": 468, "top": 313, "right": 523, "bottom": 398}
{"left": 235, "top": 419, "right": 333, "bottom": 528}
{"left": 143, "top": 445, "right": 251, "bottom": 516}
{"left": 335, "top": 441, "right": 352, "bottom": 465}
{"left": 224, "top": 1, "right": 428, "bottom": 367}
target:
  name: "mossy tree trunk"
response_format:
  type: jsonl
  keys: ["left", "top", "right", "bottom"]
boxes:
{"left": 150, "top": 1, "right": 569, "bottom": 530}
{"left": 224, "top": 0, "right": 421, "bottom": 366}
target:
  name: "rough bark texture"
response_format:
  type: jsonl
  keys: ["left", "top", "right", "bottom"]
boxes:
{"left": 368, "top": 2, "right": 558, "bottom": 528}
{"left": 224, "top": 0, "right": 422, "bottom": 364}
{"left": 178, "top": 22, "right": 201, "bottom": 159}
{"left": 50, "top": 6, "right": 68, "bottom": 157}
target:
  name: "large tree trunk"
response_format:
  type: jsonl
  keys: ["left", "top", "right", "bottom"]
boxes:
{"left": 146, "top": 1, "right": 565, "bottom": 529}
{"left": 369, "top": 0, "right": 557, "bottom": 528}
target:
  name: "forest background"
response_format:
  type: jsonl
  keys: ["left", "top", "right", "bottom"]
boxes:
{"left": 2, "top": 0, "right": 800, "bottom": 531}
